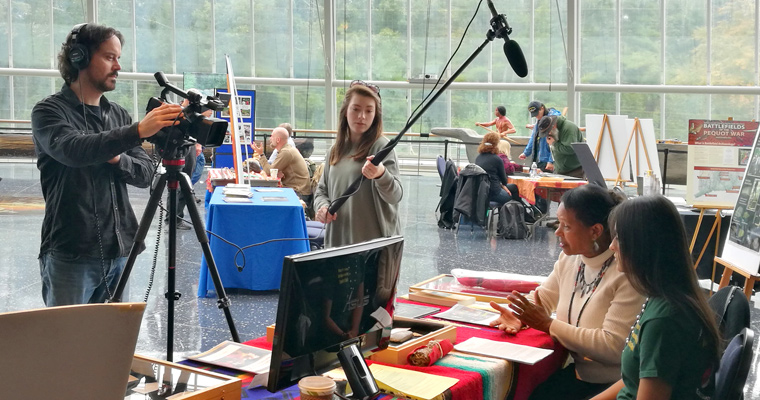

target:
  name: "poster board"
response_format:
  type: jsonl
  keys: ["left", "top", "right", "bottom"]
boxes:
{"left": 0, "top": 303, "right": 145, "bottom": 399}
{"left": 213, "top": 88, "right": 256, "bottom": 169}
{"left": 585, "top": 114, "right": 630, "bottom": 182}
{"left": 685, "top": 120, "right": 758, "bottom": 207}
{"left": 723, "top": 124, "right": 760, "bottom": 274}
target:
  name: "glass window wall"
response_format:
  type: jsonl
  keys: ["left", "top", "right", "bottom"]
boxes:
{"left": 2, "top": 0, "right": 760, "bottom": 153}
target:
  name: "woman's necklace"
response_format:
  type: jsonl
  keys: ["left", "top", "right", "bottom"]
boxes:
{"left": 624, "top": 298, "right": 650, "bottom": 348}
{"left": 567, "top": 254, "right": 615, "bottom": 327}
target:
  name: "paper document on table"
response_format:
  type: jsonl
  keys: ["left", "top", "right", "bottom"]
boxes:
{"left": 369, "top": 364, "right": 458, "bottom": 400}
{"left": 454, "top": 337, "right": 553, "bottom": 365}
{"left": 222, "top": 188, "right": 253, "bottom": 197}
{"left": 432, "top": 304, "right": 500, "bottom": 326}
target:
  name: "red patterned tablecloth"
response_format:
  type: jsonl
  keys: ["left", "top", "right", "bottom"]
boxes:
{"left": 181, "top": 300, "right": 566, "bottom": 400}
{"left": 508, "top": 176, "right": 587, "bottom": 205}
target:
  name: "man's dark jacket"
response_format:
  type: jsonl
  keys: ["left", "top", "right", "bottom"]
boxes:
{"left": 32, "top": 84, "right": 152, "bottom": 258}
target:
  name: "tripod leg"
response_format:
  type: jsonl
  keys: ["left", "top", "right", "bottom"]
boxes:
{"left": 109, "top": 174, "right": 168, "bottom": 302}
{"left": 166, "top": 179, "right": 179, "bottom": 361}
{"left": 179, "top": 174, "right": 241, "bottom": 343}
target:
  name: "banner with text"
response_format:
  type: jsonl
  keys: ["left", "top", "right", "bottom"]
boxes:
{"left": 685, "top": 119, "right": 758, "bottom": 207}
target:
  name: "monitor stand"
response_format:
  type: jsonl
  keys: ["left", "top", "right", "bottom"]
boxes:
{"left": 337, "top": 343, "right": 380, "bottom": 400}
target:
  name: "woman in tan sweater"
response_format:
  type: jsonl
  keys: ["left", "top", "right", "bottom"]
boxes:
{"left": 490, "top": 185, "right": 646, "bottom": 400}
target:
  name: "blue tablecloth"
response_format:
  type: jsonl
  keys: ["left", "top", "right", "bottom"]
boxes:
{"left": 198, "top": 187, "right": 309, "bottom": 296}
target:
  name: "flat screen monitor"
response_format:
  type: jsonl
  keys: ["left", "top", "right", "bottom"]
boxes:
{"left": 571, "top": 142, "right": 608, "bottom": 188}
{"left": 267, "top": 236, "right": 404, "bottom": 394}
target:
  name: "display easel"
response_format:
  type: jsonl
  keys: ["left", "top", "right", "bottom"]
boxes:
{"left": 591, "top": 114, "right": 624, "bottom": 183}
{"left": 615, "top": 118, "right": 654, "bottom": 187}
{"left": 476, "top": 125, "right": 518, "bottom": 144}
{"left": 592, "top": 114, "right": 622, "bottom": 176}
{"left": 689, "top": 204, "right": 733, "bottom": 294}
{"left": 714, "top": 257, "right": 760, "bottom": 300}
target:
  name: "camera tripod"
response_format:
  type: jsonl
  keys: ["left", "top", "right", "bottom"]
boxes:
{"left": 109, "top": 148, "right": 240, "bottom": 361}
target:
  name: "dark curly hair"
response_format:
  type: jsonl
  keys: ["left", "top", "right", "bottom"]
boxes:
{"left": 57, "top": 23, "right": 125, "bottom": 85}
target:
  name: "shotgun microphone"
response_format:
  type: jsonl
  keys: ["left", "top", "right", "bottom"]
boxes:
{"left": 487, "top": 0, "right": 528, "bottom": 78}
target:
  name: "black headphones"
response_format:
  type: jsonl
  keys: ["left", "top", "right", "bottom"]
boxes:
{"left": 68, "top": 23, "right": 90, "bottom": 70}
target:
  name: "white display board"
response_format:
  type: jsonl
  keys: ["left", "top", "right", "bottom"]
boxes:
{"left": 724, "top": 124, "right": 760, "bottom": 274}
{"left": 585, "top": 114, "right": 630, "bottom": 182}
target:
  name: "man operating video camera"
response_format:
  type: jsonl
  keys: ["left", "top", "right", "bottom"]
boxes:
{"left": 31, "top": 23, "right": 182, "bottom": 307}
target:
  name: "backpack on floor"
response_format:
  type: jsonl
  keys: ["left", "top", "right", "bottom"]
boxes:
{"left": 520, "top": 198, "right": 543, "bottom": 224}
{"left": 498, "top": 200, "right": 528, "bottom": 239}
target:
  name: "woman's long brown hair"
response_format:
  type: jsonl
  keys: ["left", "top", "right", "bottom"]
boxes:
{"left": 610, "top": 195, "right": 721, "bottom": 361}
{"left": 329, "top": 85, "right": 383, "bottom": 165}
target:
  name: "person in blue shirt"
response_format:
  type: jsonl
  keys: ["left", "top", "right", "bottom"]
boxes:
{"left": 520, "top": 101, "right": 560, "bottom": 214}
{"left": 520, "top": 100, "right": 561, "bottom": 172}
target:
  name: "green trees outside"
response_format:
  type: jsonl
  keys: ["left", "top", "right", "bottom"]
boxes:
{"left": 1, "top": 0, "right": 759, "bottom": 143}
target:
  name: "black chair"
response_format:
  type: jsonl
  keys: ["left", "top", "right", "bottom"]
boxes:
{"left": 709, "top": 286, "right": 751, "bottom": 351}
{"left": 714, "top": 328, "right": 755, "bottom": 400}
{"left": 436, "top": 155, "right": 446, "bottom": 180}
{"left": 306, "top": 220, "right": 325, "bottom": 250}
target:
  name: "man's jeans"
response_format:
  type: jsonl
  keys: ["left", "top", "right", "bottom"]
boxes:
{"left": 39, "top": 252, "right": 128, "bottom": 307}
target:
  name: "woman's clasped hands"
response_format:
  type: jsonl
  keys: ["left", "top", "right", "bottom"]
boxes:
{"left": 489, "top": 289, "right": 553, "bottom": 334}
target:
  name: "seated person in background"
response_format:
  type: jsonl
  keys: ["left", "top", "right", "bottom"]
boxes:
{"left": 538, "top": 114, "right": 584, "bottom": 178}
{"left": 268, "top": 122, "right": 297, "bottom": 163}
{"left": 475, "top": 132, "right": 519, "bottom": 206}
{"left": 497, "top": 141, "right": 521, "bottom": 176}
{"left": 591, "top": 196, "right": 720, "bottom": 400}
{"left": 251, "top": 127, "right": 312, "bottom": 200}
{"left": 489, "top": 185, "right": 645, "bottom": 400}
{"left": 476, "top": 105, "right": 516, "bottom": 138}
{"left": 296, "top": 139, "right": 318, "bottom": 179}
{"left": 521, "top": 100, "right": 560, "bottom": 172}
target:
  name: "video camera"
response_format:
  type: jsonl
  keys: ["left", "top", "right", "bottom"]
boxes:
{"left": 145, "top": 72, "right": 228, "bottom": 159}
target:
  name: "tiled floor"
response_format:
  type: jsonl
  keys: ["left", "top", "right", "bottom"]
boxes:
{"left": 0, "top": 161, "right": 758, "bottom": 397}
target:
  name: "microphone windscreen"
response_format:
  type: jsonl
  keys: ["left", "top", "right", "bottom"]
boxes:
{"left": 504, "top": 40, "right": 528, "bottom": 78}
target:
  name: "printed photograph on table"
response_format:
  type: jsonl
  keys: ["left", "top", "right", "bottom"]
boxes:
{"left": 685, "top": 119, "right": 758, "bottom": 207}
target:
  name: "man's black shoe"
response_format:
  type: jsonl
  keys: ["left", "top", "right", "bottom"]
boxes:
{"left": 176, "top": 219, "right": 192, "bottom": 230}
